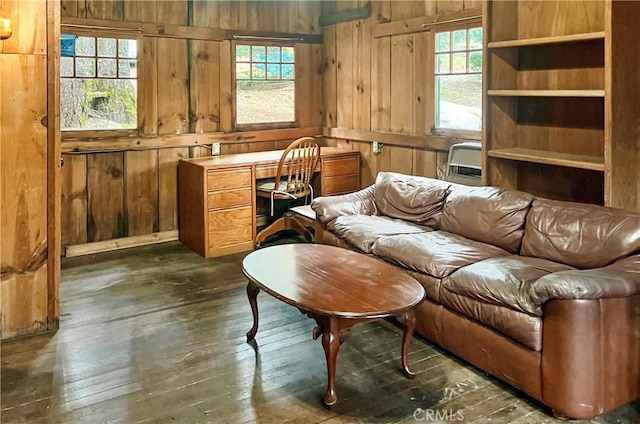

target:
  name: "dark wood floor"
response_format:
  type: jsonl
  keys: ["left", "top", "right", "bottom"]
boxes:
{"left": 2, "top": 242, "right": 639, "bottom": 423}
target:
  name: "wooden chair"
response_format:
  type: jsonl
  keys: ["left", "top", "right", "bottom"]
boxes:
{"left": 255, "top": 137, "right": 320, "bottom": 247}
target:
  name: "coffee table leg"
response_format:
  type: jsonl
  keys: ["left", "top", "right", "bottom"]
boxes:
{"left": 321, "top": 316, "right": 341, "bottom": 407}
{"left": 397, "top": 310, "right": 417, "bottom": 379}
{"left": 246, "top": 281, "right": 260, "bottom": 342}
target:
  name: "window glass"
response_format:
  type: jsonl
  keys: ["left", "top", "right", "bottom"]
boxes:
{"left": 60, "top": 34, "right": 138, "bottom": 131}
{"left": 235, "top": 43, "right": 295, "bottom": 126}
{"left": 435, "top": 27, "right": 483, "bottom": 131}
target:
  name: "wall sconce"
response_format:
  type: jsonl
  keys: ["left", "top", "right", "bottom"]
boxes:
{"left": 0, "top": 18, "right": 12, "bottom": 40}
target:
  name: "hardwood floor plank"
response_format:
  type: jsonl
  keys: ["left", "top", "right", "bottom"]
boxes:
{"left": 2, "top": 242, "right": 639, "bottom": 424}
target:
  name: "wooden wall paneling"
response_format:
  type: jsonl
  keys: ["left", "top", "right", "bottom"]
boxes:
{"left": 192, "top": 0, "right": 219, "bottom": 27}
{"left": 296, "top": 43, "right": 314, "bottom": 128}
{"left": 227, "top": 1, "right": 248, "bottom": 30}
{"left": 391, "top": 1, "right": 418, "bottom": 21}
{"left": 353, "top": 17, "right": 371, "bottom": 131}
{"left": 219, "top": 40, "right": 233, "bottom": 132}
{"left": 77, "top": 0, "right": 88, "bottom": 18}
{"left": 437, "top": 1, "right": 465, "bottom": 15}
{"left": 60, "top": 0, "right": 78, "bottom": 18}
{"left": 259, "top": 1, "right": 275, "bottom": 32}
{"left": 218, "top": 1, "right": 232, "bottom": 29}
{"left": 157, "top": 39, "right": 189, "bottom": 136}
{"left": 413, "top": 31, "right": 431, "bottom": 134}
{"left": 223, "top": 143, "right": 250, "bottom": 155}
{"left": 322, "top": 25, "right": 337, "bottom": 127}
{"left": 85, "top": 0, "right": 124, "bottom": 20}
{"left": 353, "top": 140, "right": 377, "bottom": 187}
{"left": 141, "top": 37, "right": 158, "bottom": 135}
{"left": 390, "top": 35, "right": 414, "bottom": 133}
{"left": 125, "top": 150, "right": 159, "bottom": 236}
{"left": 87, "top": 153, "right": 126, "bottom": 242}
{"left": 298, "top": 0, "right": 320, "bottom": 34}
{"left": 517, "top": 1, "right": 604, "bottom": 39}
{"left": 0, "top": 54, "right": 49, "bottom": 338}
{"left": 159, "top": 147, "right": 189, "bottom": 231}
{"left": 335, "top": 22, "right": 354, "bottom": 128}
{"left": 371, "top": 36, "right": 391, "bottom": 131}
{"left": 274, "top": 0, "right": 298, "bottom": 33}
{"left": 124, "top": 0, "right": 156, "bottom": 23}
{"left": 1, "top": 267, "right": 48, "bottom": 339}
{"left": 336, "top": 1, "right": 353, "bottom": 12}
{"left": 0, "top": 0, "right": 46, "bottom": 54}
{"left": 464, "top": 0, "right": 483, "bottom": 10}
{"left": 190, "top": 40, "right": 221, "bottom": 133}
{"left": 61, "top": 154, "right": 88, "bottom": 246}
{"left": 311, "top": 44, "right": 323, "bottom": 127}
{"left": 412, "top": 149, "right": 438, "bottom": 178}
{"left": 247, "top": 1, "right": 263, "bottom": 31}
{"left": 156, "top": 0, "right": 188, "bottom": 25}
{"left": 189, "top": 145, "right": 212, "bottom": 158}
{"left": 371, "top": 0, "right": 391, "bottom": 24}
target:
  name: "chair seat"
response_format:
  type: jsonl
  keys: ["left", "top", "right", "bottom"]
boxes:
{"left": 256, "top": 178, "right": 302, "bottom": 193}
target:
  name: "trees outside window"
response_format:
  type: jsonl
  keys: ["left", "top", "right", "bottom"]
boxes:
{"left": 435, "top": 27, "right": 483, "bottom": 131}
{"left": 60, "top": 34, "right": 138, "bottom": 131}
{"left": 234, "top": 43, "right": 295, "bottom": 127}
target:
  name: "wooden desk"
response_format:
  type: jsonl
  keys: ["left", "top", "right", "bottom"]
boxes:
{"left": 178, "top": 148, "right": 360, "bottom": 258}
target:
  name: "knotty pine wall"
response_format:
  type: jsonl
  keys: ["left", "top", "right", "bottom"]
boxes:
{"left": 59, "top": 0, "right": 323, "bottom": 249}
{"left": 322, "top": 0, "right": 482, "bottom": 186}
{"left": 1, "top": 0, "right": 60, "bottom": 338}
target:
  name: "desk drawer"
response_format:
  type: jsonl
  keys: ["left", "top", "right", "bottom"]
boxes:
{"left": 207, "top": 187, "right": 252, "bottom": 210}
{"left": 322, "top": 156, "right": 359, "bottom": 177}
{"left": 207, "top": 168, "right": 252, "bottom": 191}
{"left": 208, "top": 206, "right": 253, "bottom": 247}
{"left": 323, "top": 174, "right": 360, "bottom": 196}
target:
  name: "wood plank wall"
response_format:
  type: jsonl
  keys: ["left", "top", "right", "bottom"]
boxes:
{"left": 322, "top": 0, "right": 482, "bottom": 187}
{"left": 59, "top": 0, "right": 323, "bottom": 249}
{"left": 1, "top": 0, "right": 59, "bottom": 339}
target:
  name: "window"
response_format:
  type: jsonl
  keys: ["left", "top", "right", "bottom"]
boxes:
{"left": 435, "top": 27, "right": 483, "bottom": 131}
{"left": 234, "top": 43, "right": 295, "bottom": 127}
{"left": 60, "top": 34, "right": 138, "bottom": 131}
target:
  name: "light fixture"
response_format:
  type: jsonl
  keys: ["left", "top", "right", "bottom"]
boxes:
{"left": 0, "top": 18, "right": 12, "bottom": 40}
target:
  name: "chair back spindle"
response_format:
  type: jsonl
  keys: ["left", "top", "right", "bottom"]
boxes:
{"left": 274, "top": 137, "right": 320, "bottom": 199}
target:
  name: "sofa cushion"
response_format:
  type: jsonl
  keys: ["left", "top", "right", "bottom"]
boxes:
{"left": 439, "top": 289, "right": 543, "bottom": 351}
{"left": 373, "top": 172, "right": 451, "bottom": 228}
{"left": 521, "top": 198, "right": 640, "bottom": 269}
{"left": 371, "top": 231, "right": 509, "bottom": 279}
{"left": 440, "top": 186, "right": 534, "bottom": 253}
{"left": 406, "top": 270, "right": 443, "bottom": 303}
{"left": 327, "top": 215, "right": 431, "bottom": 253}
{"left": 442, "top": 256, "right": 575, "bottom": 316}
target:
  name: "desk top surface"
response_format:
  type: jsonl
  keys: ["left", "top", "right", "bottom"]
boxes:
{"left": 180, "top": 147, "right": 358, "bottom": 169}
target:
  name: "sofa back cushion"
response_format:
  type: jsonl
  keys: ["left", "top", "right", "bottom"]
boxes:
{"left": 374, "top": 172, "right": 451, "bottom": 228}
{"left": 521, "top": 199, "right": 640, "bottom": 269}
{"left": 440, "top": 186, "right": 534, "bottom": 253}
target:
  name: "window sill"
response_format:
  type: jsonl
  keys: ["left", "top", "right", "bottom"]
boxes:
{"left": 432, "top": 128, "right": 482, "bottom": 141}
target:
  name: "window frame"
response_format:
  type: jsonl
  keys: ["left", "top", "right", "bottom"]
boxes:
{"left": 232, "top": 40, "right": 298, "bottom": 131}
{"left": 432, "top": 21, "right": 483, "bottom": 139}
{"left": 60, "top": 29, "right": 143, "bottom": 139}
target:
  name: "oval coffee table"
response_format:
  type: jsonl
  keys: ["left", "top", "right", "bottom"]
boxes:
{"left": 242, "top": 244, "right": 425, "bottom": 407}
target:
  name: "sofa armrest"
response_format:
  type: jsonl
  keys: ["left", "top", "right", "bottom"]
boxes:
{"left": 311, "top": 185, "right": 377, "bottom": 226}
{"left": 529, "top": 254, "right": 640, "bottom": 303}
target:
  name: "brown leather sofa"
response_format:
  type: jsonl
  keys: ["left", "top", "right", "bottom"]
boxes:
{"left": 311, "top": 171, "right": 640, "bottom": 419}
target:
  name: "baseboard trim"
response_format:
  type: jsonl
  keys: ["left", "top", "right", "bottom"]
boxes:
{"left": 65, "top": 230, "right": 179, "bottom": 258}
